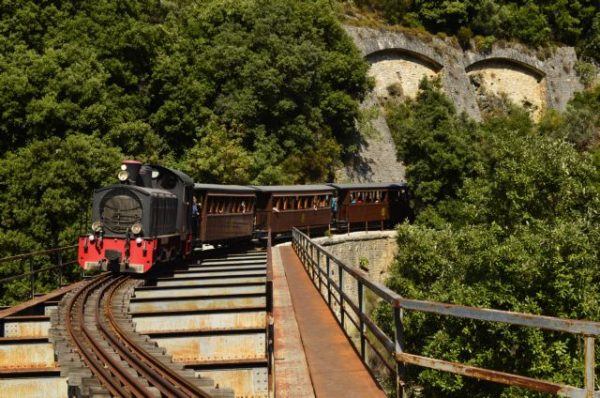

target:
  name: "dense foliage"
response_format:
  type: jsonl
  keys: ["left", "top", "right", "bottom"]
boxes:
{"left": 346, "top": 0, "right": 600, "bottom": 62}
{"left": 0, "top": 0, "right": 370, "bottom": 252}
{"left": 377, "top": 80, "right": 600, "bottom": 397}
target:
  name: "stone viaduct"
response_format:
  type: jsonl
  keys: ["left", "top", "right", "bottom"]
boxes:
{"left": 339, "top": 26, "right": 583, "bottom": 183}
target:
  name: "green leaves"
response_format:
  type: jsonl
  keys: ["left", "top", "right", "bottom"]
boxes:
{"left": 347, "top": 0, "right": 600, "bottom": 62}
{"left": 383, "top": 80, "right": 600, "bottom": 396}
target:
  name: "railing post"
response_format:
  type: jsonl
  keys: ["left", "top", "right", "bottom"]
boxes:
{"left": 358, "top": 281, "right": 365, "bottom": 360}
{"left": 339, "top": 263, "right": 344, "bottom": 330}
{"left": 394, "top": 305, "right": 407, "bottom": 398}
{"left": 310, "top": 245, "right": 315, "bottom": 281}
{"left": 585, "top": 335, "right": 595, "bottom": 398}
{"left": 29, "top": 258, "right": 35, "bottom": 298}
{"left": 58, "top": 251, "right": 63, "bottom": 288}
{"left": 326, "top": 256, "right": 331, "bottom": 306}
{"left": 317, "top": 251, "right": 322, "bottom": 292}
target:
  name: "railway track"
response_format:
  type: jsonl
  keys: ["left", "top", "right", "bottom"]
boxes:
{"left": 130, "top": 249, "right": 271, "bottom": 398}
{"left": 55, "top": 274, "right": 232, "bottom": 398}
{"left": 0, "top": 248, "right": 270, "bottom": 397}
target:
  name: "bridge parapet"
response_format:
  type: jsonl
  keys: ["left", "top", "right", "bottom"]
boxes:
{"left": 292, "top": 227, "right": 600, "bottom": 398}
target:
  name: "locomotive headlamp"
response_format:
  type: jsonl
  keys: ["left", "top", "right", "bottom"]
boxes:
{"left": 88, "top": 234, "right": 95, "bottom": 242}
{"left": 118, "top": 170, "right": 129, "bottom": 182}
{"left": 91, "top": 221, "right": 103, "bottom": 233}
{"left": 120, "top": 164, "right": 127, "bottom": 171}
{"left": 136, "top": 237, "right": 143, "bottom": 245}
{"left": 131, "top": 223, "right": 143, "bottom": 235}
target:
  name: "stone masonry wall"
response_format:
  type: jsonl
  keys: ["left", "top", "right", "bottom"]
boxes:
{"left": 307, "top": 231, "right": 398, "bottom": 322}
{"left": 339, "top": 26, "right": 583, "bottom": 183}
{"left": 313, "top": 231, "right": 398, "bottom": 286}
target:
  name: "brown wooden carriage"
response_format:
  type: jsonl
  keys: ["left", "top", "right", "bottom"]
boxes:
{"left": 253, "top": 185, "right": 336, "bottom": 235}
{"left": 327, "top": 183, "right": 409, "bottom": 230}
{"left": 193, "top": 184, "right": 257, "bottom": 243}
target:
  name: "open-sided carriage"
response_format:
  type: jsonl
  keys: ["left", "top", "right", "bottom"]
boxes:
{"left": 328, "top": 183, "right": 410, "bottom": 231}
{"left": 253, "top": 185, "right": 336, "bottom": 237}
{"left": 193, "top": 184, "right": 257, "bottom": 244}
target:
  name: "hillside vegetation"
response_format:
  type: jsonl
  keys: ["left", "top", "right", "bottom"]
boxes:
{"left": 374, "top": 79, "right": 600, "bottom": 397}
{"left": 344, "top": 0, "right": 599, "bottom": 62}
{"left": 0, "top": 1, "right": 370, "bottom": 247}
{"left": 0, "top": 0, "right": 371, "bottom": 302}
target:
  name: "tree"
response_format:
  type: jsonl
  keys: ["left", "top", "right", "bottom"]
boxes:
{"left": 381, "top": 80, "right": 600, "bottom": 397}
{"left": 0, "top": 134, "right": 122, "bottom": 303}
{"left": 0, "top": 134, "right": 123, "bottom": 250}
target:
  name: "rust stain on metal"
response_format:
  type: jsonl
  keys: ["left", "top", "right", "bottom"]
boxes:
{"left": 271, "top": 247, "right": 316, "bottom": 398}
{"left": 0, "top": 343, "right": 55, "bottom": 368}
{"left": 134, "top": 285, "right": 265, "bottom": 299}
{"left": 395, "top": 352, "right": 576, "bottom": 395}
{"left": 198, "top": 368, "right": 268, "bottom": 398}
{"left": 155, "top": 334, "right": 266, "bottom": 363}
{"left": 134, "top": 312, "right": 266, "bottom": 333}
{"left": 3, "top": 321, "right": 50, "bottom": 338}
{"left": 130, "top": 296, "right": 265, "bottom": 312}
{"left": 0, "top": 376, "right": 68, "bottom": 398}
{"left": 157, "top": 276, "right": 266, "bottom": 287}
{"left": 0, "top": 280, "right": 87, "bottom": 320}
{"left": 279, "top": 246, "right": 387, "bottom": 398}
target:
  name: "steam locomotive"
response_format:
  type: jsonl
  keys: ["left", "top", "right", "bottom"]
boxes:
{"left": 78, "top": 161, "right": 409, "bottom": 273}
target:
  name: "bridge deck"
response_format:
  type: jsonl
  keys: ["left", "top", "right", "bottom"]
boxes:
{"left": 273, "top": 245, "right": 386, "bottom": 398}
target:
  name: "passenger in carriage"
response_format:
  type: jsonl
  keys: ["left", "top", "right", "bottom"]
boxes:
{"left": 191, "top": 196, "right": 199, "bottom": 239}
{"left": 331, "top": 194, "right": 338, "bottom": 220}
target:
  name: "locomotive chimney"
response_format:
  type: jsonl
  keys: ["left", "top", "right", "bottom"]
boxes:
{"left": 120, "top": 160, "right": 143, "bottom": 185}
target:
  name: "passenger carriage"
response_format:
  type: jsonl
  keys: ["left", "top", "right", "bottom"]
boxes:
{"left": 253, "top": 185, "right": 335, "bottom": 237}
{"left": 327, "top": 183, "right": 410, "bottom": 231}
{"left": 193, "top": 184, "right": 257, "bottom": 244}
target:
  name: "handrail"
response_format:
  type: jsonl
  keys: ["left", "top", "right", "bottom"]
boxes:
{"left": 0, "top": 244, "right": 81, "bottom": 301}
{"left": 265, "top": 218, "right": 275, "bottom": 397}
{"left": 0, "top": 245, "right": 78, "bottom": 263}
{"left": 292, "top": 227, "right": 599, "bottom": 398}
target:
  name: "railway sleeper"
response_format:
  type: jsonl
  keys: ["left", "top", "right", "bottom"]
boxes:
{"left": 115, "top": 278, "right": 234, "bottom": 398}
{"left": 129, "top": 252, "right": 270, "bottom": 398}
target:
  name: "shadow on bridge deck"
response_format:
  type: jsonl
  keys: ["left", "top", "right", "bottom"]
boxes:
{"left": 273, "top": 245, "right": 386, "bottom": 398}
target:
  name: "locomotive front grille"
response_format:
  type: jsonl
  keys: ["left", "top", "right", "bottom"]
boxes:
{"left": 101, "top": 191, "right": 143, "bottom": 234}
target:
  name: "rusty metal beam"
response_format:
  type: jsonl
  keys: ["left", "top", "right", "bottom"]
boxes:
{"left": 396, "top": 352, "right": 591, "bottom": 398}
{"left": 0, "top": 280, "right": 87, "bottom": 319}
{"left": 399, "top": 299, "right": 600, "bottom": 336}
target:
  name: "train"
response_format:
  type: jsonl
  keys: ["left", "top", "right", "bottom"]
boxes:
{"left": 78, "top": 160, "right": 410, "bottom": 273}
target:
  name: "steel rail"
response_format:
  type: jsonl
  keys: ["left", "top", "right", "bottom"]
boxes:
{"left": 103, "top": 276, "right": 212, "bottom": 398}
{"left": 65, "top": 274, "right": 150, "bottom": 398}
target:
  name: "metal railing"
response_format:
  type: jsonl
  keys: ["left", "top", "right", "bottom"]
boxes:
{"left": 0, "top": 245, "right": 80, "bottom": 302}
{"left": 266, "top": 223, "right": 276, "bottom": 398}
{"left": 292, "top": 227, "right": 600, "bottom": 398}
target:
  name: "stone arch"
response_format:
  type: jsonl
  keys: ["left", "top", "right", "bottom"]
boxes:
{"left": 366, "top": 49, "right": 443, "bottom": 101}
{"left": 465, "top": 57, "right": 547, "bottom": 120}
